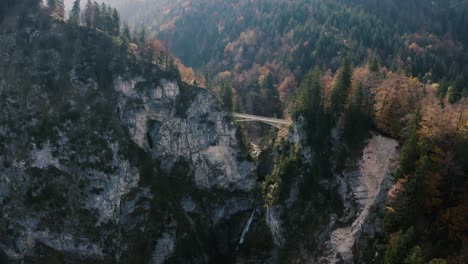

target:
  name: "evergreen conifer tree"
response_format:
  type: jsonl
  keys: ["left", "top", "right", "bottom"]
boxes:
{"left": 84, "top": 0, "right": 94, "bottom": 28}
{"left": 221, "top": 81, "right": 234, "bottom": 112}
{"left": 330, "top": 57, "right": 352, "bottom": 114}
{"left": 69, "top": 0, "right": 81, "bottom": 25}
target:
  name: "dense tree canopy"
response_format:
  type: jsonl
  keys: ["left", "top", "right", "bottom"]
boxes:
{"left": 99, "top": 0, "right": 467, "bottom": 121}
{"left": 291, "top": 59, "right": 467, "bottom": 263}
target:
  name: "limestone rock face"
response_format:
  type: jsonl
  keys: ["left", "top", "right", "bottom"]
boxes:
{"left": 321, "top": 135, "right": 399, "bottom": 263}
{"left": 116, "top": 78, "right": 256, "bottom": 191}
{"left": 353, "top": 136, "right": 399, "bottom": 263}
{"left": 0, "top": 16, "right": 255, "bottom": 263}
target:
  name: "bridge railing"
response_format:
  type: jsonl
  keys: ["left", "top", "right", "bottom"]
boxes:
{"left": 232, "top": 113, "right": 292, "bottom": 128}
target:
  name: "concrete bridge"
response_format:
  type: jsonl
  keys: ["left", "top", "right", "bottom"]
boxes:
{"left": 232, "top": 113, "right": 292, "bottom": 129}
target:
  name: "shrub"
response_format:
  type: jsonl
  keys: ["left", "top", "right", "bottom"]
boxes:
{"left": 428, "top": 259, "right": 447, "bottom": 264}
{"left": 384, "top": 227, "right": 415, "bottom": 264}
{"left": 261, "top": 145, "right": 301, "bottom": 207}
{"left": 404, "top": 246, "right": 424, "bottom": 264}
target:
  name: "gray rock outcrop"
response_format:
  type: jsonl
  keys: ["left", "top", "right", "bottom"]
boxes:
{"left": 0, "top": 14, "right": 256, "bottom": 263}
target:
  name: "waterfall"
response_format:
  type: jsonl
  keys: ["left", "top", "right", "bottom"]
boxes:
{"left": 237, "top": 207, "right": 256, "bottom": 248}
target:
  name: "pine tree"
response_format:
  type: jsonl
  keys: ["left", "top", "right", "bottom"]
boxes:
{"left": 69, "top": 0, "right": 81, "bottom": 26}
{"left": 308, "top": 67, "right": 323, "bottom": 114}
{"left": 330, "top": 57, "right": 352, "bottom": 114}
{"left": 168, "top": 56, "right": 178, "bottom": 73}
{"left": 384, "top": 227, "right": 415, "bottom": 264}
{"left": 343, "top": 82, "right": 371, "bottom": 149}
{"left": 139, "top": 26, "right": 146, "bottom": 43}
{"left": 158, "top": 50, "right": 164, "bottom": 66}
{"left": 204, "top": 67, "right": 212, "bottom": 91}
{"left": 398, "top": 110, "right": 420, "bottom": 177}
{"left": 221, "top": 81, "right": 234, "bottom": 112}
{"left": 84, "top": 0, "right": 94, "bottom": 28}
{"left": 92, "top": 1, "right": 101, "bottom": 29}
{"left": 100, "top": 3, "right": 109, "bottom": 31}
{"left": 368, "top": 56, "right": 379, "bottom": 72}
{"left": 119, "top": 33, "right": 130, "bottom": 63}
{"left": 436, "top": 78, "right": 449, "bottom": 101}
{"left": 164, "top": 47, "right": 169, "bottom": 69}
{"left": 260, "top": 72, "right": 281, "bottom": 117}
{"left": 404, "top": 246, "right": 424, "bottom": 264}
{"left": 293, "top": 66, "right": 329, "bottom": 148}
{"left": 122, "top": 22, "right": 131, "bottom": 40}
{"left": 142, "top": 43, "right": 151, "bottom": 64}
{"left": 112, "top": 8, "right": 120, "bottom": 35}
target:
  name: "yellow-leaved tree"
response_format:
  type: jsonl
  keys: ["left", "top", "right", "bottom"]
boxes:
{"left": 373, "top": 73, "right": 422, "bottom": 138}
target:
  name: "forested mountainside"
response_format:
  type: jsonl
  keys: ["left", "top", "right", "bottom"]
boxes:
{"left": 1, "top": 1, "right": 467, "bottom": 264}
{"left": 99, "top": 0, "right": 468, "bottom": 115}
{"left": 289, "top": 60, "right": 467, "bottom": 264}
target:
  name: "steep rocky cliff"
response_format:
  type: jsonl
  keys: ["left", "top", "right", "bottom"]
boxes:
{"left": 233, "top": 115, "right": 399, "bottom": 263}
{"left": 322, "top": 135, "right": 399, "bottom": 263}
{"left": 0, "top": 8, "right": 255, "bottom": 263}
{"left": 0, "top": 5, "right": 405, "bottom": 264}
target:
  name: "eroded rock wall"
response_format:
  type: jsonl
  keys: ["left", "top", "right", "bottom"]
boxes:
{"left": 0, "top": 14, "right": 256, "bottom": 263}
